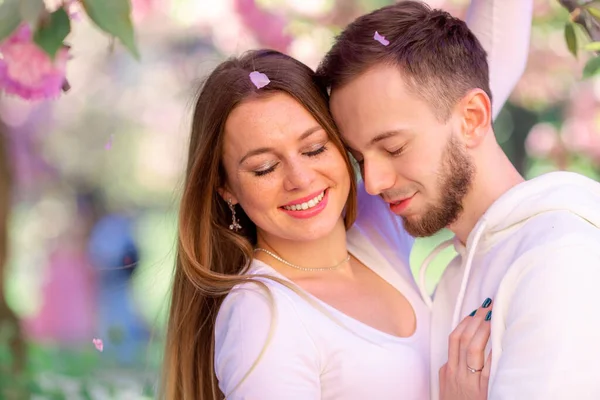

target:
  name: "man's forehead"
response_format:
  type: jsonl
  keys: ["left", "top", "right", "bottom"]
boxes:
{"left": 330, "top": 76, "right": 430, "bottom": 141}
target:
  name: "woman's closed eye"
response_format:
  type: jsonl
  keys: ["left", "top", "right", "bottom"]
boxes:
{"left": 253, "top": 162, "right": 279, "bottom": 177}
{"left": 304, "top": 144, "right": 328, "bottom": 157}
{"left": 251, "top": 144, "right": 328, "bottom": 177}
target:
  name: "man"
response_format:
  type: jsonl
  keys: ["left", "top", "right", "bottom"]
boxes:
{"left": 317, "top": 1, "right": 600, "bottom": 399}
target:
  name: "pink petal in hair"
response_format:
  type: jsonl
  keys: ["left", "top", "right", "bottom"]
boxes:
{"left": 374, "top": 31, "right": 390, "bottom": 46}
{"left": 249, "top": 71, "right": 270, "bottom": 89}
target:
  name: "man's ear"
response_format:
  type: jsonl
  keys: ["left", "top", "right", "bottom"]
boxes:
{"left": 456, "top": 88, "right": 492, "bottom": 149}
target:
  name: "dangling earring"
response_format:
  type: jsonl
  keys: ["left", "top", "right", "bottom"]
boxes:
{"left": 228, "top": 199, "right": 242, "bottom": 231}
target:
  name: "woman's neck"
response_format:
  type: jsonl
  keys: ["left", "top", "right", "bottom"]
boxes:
{"left": 254, "top": 218, "right": 349, "bottom": 275}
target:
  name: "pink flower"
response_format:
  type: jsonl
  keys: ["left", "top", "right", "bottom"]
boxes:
{"left": 43, "top": 0, "right": 64, "bottom": 13}
{"left": 235, "top": 0, "right": 292, "bottom": 52}
{"left": 0, "top": 25, "right": 69, "bottom": 101}
{"left": 92, "top": 338, "right": 104, "bottom": 352}
{"left": 64, "top": 0, "right": 83, "bottom": 21}
{"left": 562, "top": 118, "right": 598, "bottom": 155}
{"left": 131, "top": 0, "right": 155, "bottom": 22}
{"left": 525, "top": 123, "right": 560, "bottom": 158}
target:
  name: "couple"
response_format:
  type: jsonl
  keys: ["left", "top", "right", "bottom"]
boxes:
{"left": 162, "top": 1, "right": 600, "bottom": 399}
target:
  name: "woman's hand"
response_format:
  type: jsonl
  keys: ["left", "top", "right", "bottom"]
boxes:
{"left": 440, "top": 298, "right": 493, "bottom": 400}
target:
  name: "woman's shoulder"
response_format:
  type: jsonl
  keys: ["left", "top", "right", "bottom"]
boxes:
{"left": 214, "top": 263, "right": 322, "bottom": 395}
{"left": 215, "top": 261, "right": 313, "bottom": 338}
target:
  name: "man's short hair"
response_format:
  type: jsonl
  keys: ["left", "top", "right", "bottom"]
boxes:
{"left": 317, "top": 0, "right": 492, "bottom": 121}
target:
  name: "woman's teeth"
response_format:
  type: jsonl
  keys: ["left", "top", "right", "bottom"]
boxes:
{"left": 283, "top": 191, "right": 325, "bottom": 211}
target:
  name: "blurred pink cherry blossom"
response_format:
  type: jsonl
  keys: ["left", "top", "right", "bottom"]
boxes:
{"left": 43, "top": 0, "right": 64, "bottom": 13}
{"left": 131, "top": 0, "right": 156, "bottom": 22}
{"left": 64, "top": 0, "right": 83, "bottom": 21}
{"left": 235, "top": 0, "right": 292, "bottom": 52}
{"left": 0, "top": 25, "right": 69, "bottom": 100}
{"left": 24, "top": 245, "right": 96, "bottom": 343}
{"left": 525, "top": 122, "right": 560, "bottom": 158}
{"left": 561, "top": 88, "right": 600, "bottom": 163}
{"left": 562, "top": 118, "right": 600, "bottom": 162}
{"left": 92, "top": 338, "right": 104, "bottom": 352}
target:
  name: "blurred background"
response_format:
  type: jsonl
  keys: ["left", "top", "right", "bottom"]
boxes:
{"left": 0, "top": 0, "right": 598, "bottom": 398}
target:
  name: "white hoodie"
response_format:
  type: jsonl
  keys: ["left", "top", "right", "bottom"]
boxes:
{"left": 422, "top": 171, "right": 600, "bottom": 400}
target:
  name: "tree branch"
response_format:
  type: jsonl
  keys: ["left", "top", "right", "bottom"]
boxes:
{"left": 0, "top": 122, "right": 26, "bottom": 398}
{"left": 558, "top": 0, "right": 600, "bottom": 42}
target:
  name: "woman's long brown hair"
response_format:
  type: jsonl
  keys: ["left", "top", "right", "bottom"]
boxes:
{"left": 161, "top": 50, "right": 357, "bottom": 399}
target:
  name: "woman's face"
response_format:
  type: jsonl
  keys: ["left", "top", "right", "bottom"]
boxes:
{"left": 219, "top": 92, "right": 351, "bottom": 243}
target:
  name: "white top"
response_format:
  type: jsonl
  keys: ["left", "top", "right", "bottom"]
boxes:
{"left": 214, "top": 0, "right": 532, "bottom": 397}
{"left": 426, "top": 172, "right": 600, "bottom": 400}
{"left": 215, "top": 186, "right": 428, "bottom": 400}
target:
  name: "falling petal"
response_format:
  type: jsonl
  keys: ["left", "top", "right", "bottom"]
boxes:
{"left": 374, "top": 31, "right": 390, "bottom": 46}
{"left": 249, "top": 71, "right": 270, "bottom": 89}
{"left": 92, "top": 338, "right": 104, "bottom": 352}
{"left": 105, "top": 134, "right": 114, "bottom": 150}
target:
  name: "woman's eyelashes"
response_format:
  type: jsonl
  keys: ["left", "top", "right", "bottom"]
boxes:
{"left": 251, "top": 144, "right": 329, "bottom": 177}
{"left": 305, "top": 144, "right": 328, "bottom": 157}
{"left": 254, "top": 164, "right": 277, "bottom": 176}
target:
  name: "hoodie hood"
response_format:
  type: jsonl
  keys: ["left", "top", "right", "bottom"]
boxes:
{"left": 418, "top": 171, "right": 600, "bottom": 326}
{"left": 474, "top": 171, "right": 600, "bottom": 236}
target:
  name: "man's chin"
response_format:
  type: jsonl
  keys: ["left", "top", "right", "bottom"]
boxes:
{"left": 401, "top": 215, "right": 446, "bottom": 238}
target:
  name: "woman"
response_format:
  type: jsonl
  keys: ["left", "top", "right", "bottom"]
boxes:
{"left": 160, "top": 1, "right": 531, "bottom": 398}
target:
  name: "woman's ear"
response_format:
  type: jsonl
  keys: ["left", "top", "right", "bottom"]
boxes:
{"left": 217, "top": 185, "right": 238, "bottom": 205}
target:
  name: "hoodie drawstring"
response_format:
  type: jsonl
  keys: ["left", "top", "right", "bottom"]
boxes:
{"left": 451, "top": 220, "right": 487, "bottom": 328}
{"left": 416, "top": 220, "right": 489, "bottom": 324}
{"left": 418, "top": 238, "right": 454, "bottom": 310}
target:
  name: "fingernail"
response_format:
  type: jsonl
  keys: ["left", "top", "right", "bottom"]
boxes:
{"left": 482, "top": 298, "right": 492, "bottom": 308}
{"left": 469, "top": 309, "right": 477, "bottom": 317}
{"left": 485, "top": 311, "right": 492, "bottom": 321}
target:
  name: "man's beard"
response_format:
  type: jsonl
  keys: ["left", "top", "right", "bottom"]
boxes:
{"left": 402, "top": 135, "right": 474, "bottom": 237}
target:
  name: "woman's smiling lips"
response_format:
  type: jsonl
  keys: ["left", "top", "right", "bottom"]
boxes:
{"left": 280, "top": 189, "right": 329, "bottom": 219}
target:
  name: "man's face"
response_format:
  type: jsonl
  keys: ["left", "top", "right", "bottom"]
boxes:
{"left": 330, "top": 64, "right": 474, "bottom": 237}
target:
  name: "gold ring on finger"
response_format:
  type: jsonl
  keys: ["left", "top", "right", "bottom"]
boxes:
{"left": 467, "top": 364, "right": 483, "bottom": 373}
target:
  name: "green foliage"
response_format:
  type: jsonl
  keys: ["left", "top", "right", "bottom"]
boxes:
{"left": 19, "top": 0, "right": 45, "bottom": 28}
{"left": 565, "top": 22, "right": 578, "bottom": 57}
{"left": 583, "top": 56, "right": 600, "bottom": 78}
{"left": 585, "top": 5, "right": 600, "bottom": 20}
{"left": 0, "top": 0, "right": 22, "bottom": 42}
{"left": 1, "top": 0, "right": 139, "bottom": 60}
{"left": 584, "top": 41, "right": 600, "bottom": 51}
{"left": 33, "top": 8, "right": 71, "bottom": 59}
{"left": 81, "top": 0, "right": 140, "bottom": 59}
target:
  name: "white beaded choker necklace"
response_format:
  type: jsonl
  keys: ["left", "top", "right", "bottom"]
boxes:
{"left": 254, "top": 248, "right": 350, "bottom": 272}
